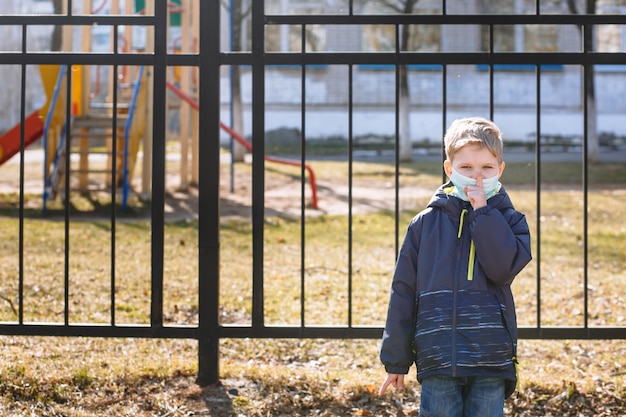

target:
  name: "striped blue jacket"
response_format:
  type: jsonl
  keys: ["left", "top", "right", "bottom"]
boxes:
{"left": 380, "top": 182, "right": 532, "bottom": 398}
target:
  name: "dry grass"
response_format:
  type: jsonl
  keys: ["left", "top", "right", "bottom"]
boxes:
{"left": 0, "top": 156, "right": 625, "bottom": 415}
{"left": 0, "top": 336, "right": 623, "bottom": 416}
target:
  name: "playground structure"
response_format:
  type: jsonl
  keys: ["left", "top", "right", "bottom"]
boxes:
{"left": 0, "top": 0, "right": 318, "bottom": 211}
{"left": 0, "top": 0, "right": 153, "bottom": 211}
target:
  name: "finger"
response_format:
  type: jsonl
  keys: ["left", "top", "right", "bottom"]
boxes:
{"left": 378, "top": 379, "right": 392, "bottom": 396}
{"left": 396, "top": 375, "right": 405, "bottom": 390}
{"left": 475, "top": 173, "right": 483, "bottom": 188}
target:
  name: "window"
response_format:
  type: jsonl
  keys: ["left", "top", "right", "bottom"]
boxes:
{"left": 229, "top": 0, "right": 326, "bottom": 52}
{"left": 596, "top": 0, "right": 626, "bottom": 52}
{"left": 263, "top": 1, "right": 327, "bottom": 52}
{"left": 359, "top": 1, "right": 443, "bottom": 52}
{"left": 265, "top": 22, "right": 326, "bottom": 53}
{"left": 479, "top": 0, "right": 559, "bottom": 52}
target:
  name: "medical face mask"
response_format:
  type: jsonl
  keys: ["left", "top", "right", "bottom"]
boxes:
{"left": 449, "top": 167, "right": 500, "bottom": 201}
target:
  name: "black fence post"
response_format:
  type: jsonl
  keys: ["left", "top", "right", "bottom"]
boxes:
{"left": 196, "top": 0, "right": 222, "bottom": 386}
{"left": 150, "top": 0, "right": 168, "bottom": 331}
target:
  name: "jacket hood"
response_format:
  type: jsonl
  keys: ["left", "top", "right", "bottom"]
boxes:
{"left": 427, "top": 181, "right": 515, "bottom": 215}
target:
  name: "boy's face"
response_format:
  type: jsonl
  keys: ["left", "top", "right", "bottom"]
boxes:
{"left": 444, "top": 143, "right": 505, "bottom": 181}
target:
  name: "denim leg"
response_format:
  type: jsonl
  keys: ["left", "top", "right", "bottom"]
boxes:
{"left": 462, "top": 377, "right": 505, "bottom": 417}
{"left": 419, "top": 376, "right": 463, "bottom": 417}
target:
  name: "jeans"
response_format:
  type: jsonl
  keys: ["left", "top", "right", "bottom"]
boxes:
{"left": 419, "top": 375, "right": 505, "bottom": 417}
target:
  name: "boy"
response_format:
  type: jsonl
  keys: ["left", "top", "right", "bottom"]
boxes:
{"left": 378, "top": 117, "right": 532, "bottom": 417}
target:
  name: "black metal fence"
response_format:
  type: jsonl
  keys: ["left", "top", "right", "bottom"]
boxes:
{"left": 1, "top": 1, "right": 625, "bottom": 386}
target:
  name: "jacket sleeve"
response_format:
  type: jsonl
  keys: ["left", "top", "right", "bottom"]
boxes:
{"left": 468, "top": 205, "right": 532, "bottom": 286}
{"left": 379, "top": 218, "right": 421, "bottom": 374}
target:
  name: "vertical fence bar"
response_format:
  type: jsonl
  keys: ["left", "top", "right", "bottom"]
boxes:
{"left": 583, "top": 62, "right": 590, "bottom": 331}
{"left": 18, "top": 25, "right": 27, "bottom": 326}
{"left": 197, "top": 0, "right": 222, "bottom": 386}
{"left": 64, "top": 65, "right": 72, "bottom": 326}
{"left": 63, "top": 0, "right": 71, "bottom": 310}
{"left": 111, "top": 59, "right": 119, "bottom": 325}
{"left": 582, "top": 25, "right": 591, "bottom": 331}
{"left": 347, "top": 63, "right": 354, "bottom": 328}
{"left": 394, "top": 26, "right": 401, "bottom": 257}
{"left": 300, "top": 25, "right": 307, "bottom": 329}
{"left": 535, "top": 65, "right": 542, "bottom": 329}
{"left": 488, "top": 25, "right": 494, "bottom": 121}
{"left": 150, "top": 0, "right": 168, "bottom": 329}
{"left": 488, "top": 71, "right": 493, "bottom": 123}
{"left": 110, "top": 23, "right": 120, "bottom": 326}
{"left": 442, "top": 65, "right": 447, "bottom": 183}
{"left": 300, "top": 62, "right": 307, "bottom": 328}
{"left": 583, "top": 0, "right": 597, "bottom": 334}
{"left": 251, "top": 0, "right": 266, "bottom": 329}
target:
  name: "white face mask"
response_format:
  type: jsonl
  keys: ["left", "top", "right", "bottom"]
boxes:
{"left": 449, "top": 167, "right": 500, "bottom": 201}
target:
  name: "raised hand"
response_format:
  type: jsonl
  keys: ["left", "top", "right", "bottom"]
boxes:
{"left": 465, "top": 173, "right": 487, "bottom": 209}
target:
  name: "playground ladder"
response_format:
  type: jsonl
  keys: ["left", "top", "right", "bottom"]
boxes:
{"left": 45, "top": 66, "right": 146, "bottom": 211}
{"left": 69, "top": 110, "right": 130, "bottom": 192}
{"left": 49, "top": 108, "right": 129, "bottom": 198}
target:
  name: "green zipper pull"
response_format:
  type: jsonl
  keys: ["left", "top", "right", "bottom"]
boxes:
{"left": 467, "top": 240, "right": 475, "bottom": 281}
{"left": 458, "top": 209, "right": 468, "bottom": 238}
{"left": 458, "top": 209, "right": 475, "bottom": 281}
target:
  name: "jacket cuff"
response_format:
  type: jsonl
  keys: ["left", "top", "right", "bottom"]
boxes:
{"left": 384, "top": 365, "right": 410, "bottom": 374}
{"left": 469, "top": 204, "right": 490, "bottom": 221}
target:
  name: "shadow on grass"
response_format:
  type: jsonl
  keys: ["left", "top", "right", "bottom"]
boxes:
{"left": 0, "top": 191, "right": 151, "bottom": 220}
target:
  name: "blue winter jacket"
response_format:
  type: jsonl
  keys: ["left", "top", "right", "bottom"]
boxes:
{"left": 380, "top": 182, "right": 532, "bottom": 398}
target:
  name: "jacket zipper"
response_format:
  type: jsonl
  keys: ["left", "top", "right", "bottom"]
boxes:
{"left": 451, "top": 208, "right": 469, "bottom": 376}
{"left": 458, "top": 208, "right": 476, "bottom": 281}
{"left": 467, "top": 240, "right": 476, "bottom": 281}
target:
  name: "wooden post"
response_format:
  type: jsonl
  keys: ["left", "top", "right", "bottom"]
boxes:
{"left": 104, "top": 0, "right": 121, "bottom": 187}
{"left": 190, "top": 0, "right": 200, "bottom": 186}
{"left": 141, "top": 0, "right": 154, "bottom": 200}
{"left": 179, "top": 0, "right": 191, "bottom": 191}
{"left": 78, "top": 1, "right": 92, "bottom": 190}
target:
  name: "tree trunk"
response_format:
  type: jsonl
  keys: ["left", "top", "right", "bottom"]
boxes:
{"left": 231, "top": 66, "right": 246, "bottom": 162}
{"left": 398, "top": 64, "right": 412, "bottom": 162}
{"left": 398, "top": 0, "right": 419, "bottom": 162}
{"left": 51, "top": 0, "right": 63, "bottom": 51}
{"left": 230, "top": 0, "right": 247, "bottom": 162}
{"left": 568, "top": 0, "right": 600, "bottom": 163}
{"left": 584, "top": 0, "right": 600, "bottom": 163}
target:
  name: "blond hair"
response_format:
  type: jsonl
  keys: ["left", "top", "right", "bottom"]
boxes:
{"left": 444, "top": 117, "right": 503, "bottom": 163}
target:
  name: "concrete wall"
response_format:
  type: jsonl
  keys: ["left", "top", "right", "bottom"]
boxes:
{"left": 221, "top": 65, "right": 626, "bottom": 144}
